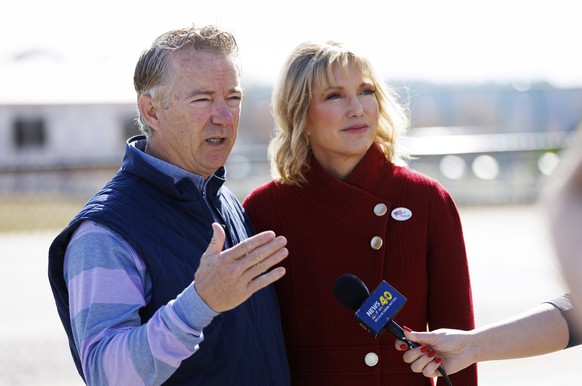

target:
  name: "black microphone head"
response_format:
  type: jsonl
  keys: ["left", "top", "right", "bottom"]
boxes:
{"left": 333, "top": 274, "right": 370, "bottom": 310}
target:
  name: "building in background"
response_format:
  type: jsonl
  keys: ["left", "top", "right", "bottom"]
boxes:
{"left": 1, "top": 83, "right": 580, "bottom": 203}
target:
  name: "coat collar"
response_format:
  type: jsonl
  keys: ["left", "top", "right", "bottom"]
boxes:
{"left": 289, "top": 144, "right": 396, "bottom": 232}
{"left": 303, "top": 143, "right": 394, "bottom": 196}
{"left": 122, "top": 135, "right": 226, "bottom": 201}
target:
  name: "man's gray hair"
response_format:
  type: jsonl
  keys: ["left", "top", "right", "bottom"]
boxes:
{"left": 133, "top": 24, "right": 240, "bottom": 136}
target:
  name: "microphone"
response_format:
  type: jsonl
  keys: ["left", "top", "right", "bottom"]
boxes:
{"left": 333, "top": 274, "right": 452, "bottom": 385}
{"left": 332, "top": 273, "right": 418, "bottom": 347}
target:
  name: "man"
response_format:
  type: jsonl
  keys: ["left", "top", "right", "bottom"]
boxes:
{"left": 48, "top": 24, "right": 290, "bottom": 385}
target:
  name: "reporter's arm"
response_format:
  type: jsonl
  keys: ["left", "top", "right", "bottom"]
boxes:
{"left": 544, "top": 134, "right": 582, "bottom": 328}
{"left": 469, "top": 302, "right": 569, "bottom": 362}
{"left": 397, "top": 302, "right": 570, "bottom": 378}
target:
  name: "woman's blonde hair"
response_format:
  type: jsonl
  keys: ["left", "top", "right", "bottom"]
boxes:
{"left": 269, "top": 40, "right": 410, "bottom": 185}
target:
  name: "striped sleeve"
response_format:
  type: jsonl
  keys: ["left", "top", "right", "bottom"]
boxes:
{"left": 64, "top": 220, "right": 217, "bottom": 385}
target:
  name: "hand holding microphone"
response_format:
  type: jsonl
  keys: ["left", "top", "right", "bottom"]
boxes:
{"left": 333, "top": 274, "right": 453, "bottom": 386}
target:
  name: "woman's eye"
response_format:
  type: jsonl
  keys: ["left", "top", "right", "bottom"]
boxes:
{"left": 325, "top": 92, "right": 341, "bottom": 101}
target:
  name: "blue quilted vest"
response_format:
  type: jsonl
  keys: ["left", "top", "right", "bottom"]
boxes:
{"left": 48, "top": 137, "right": 290, "bottom": 385}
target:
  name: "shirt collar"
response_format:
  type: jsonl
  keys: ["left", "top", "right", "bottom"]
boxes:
{"left": 130, "top": 138, "right": 206, "bottom": 192}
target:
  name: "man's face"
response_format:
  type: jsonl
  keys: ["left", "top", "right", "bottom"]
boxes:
{"left": 145, "top": 49, "right": 242, "bottom": 179}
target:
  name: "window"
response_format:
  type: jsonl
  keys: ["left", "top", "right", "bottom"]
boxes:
{"left": 13, "top": 118, "right": 46, "bottom": 149}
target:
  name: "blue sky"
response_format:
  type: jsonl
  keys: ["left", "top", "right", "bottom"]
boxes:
{"left": 2, "top": 0, "right": 581, "bottom": 103}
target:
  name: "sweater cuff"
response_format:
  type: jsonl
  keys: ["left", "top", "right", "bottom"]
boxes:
{"left": 544, "top": 293, "right": 582, "bottom": 348}
{"left": 172, "top": 282, "right": 219, "bottom": 332}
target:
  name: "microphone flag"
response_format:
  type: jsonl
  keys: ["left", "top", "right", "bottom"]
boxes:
{"left": 354, "top": 280, "right": 407, "bottom": 337}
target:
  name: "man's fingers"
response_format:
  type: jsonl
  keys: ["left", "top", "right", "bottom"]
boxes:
{"left": 195, "top": 229, "right": 288, "bottom": 313}
{"left": 230, "top": 231, "right": 279, "bottom": 260}
{"left": 240, "top": 235, "right": 287, "bottom": 269}
{"left": 203, "top": 223, "right": 226, "bottom": 257}
{"left": 248, "top": 242, "right": 288, "bottom": 276}
{"left": 248, "top": 266, "right": 286, "bottom": 293}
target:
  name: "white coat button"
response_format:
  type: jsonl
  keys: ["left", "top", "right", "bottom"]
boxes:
{"left": 370, "top": 236, "right": 383, "bottom": 250}
{"left": 365, "top": 352, "right": 379, "bottom": 367}
{"left": 373, "top": 203, "right": 388, "bottom": 216}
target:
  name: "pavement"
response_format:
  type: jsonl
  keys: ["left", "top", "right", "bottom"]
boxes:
{"left": 0, "top": 204, "right": 580, "bottom": 385}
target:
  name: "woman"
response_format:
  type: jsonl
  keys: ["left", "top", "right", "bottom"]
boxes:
{"left": 243, "top": 40, "right": 477, "bottom": 386}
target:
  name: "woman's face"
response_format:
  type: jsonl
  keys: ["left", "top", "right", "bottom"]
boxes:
{"left": 305, "top": 62, "right": 378, "bottom": 179}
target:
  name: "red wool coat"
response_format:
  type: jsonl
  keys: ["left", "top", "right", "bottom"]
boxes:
{"left": 243, "top": 144, "right": 477, "bottom": 386}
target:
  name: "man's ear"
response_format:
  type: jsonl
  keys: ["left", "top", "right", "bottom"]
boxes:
{"left": 138, "top": 94, "right": 160, "bottom": 131}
